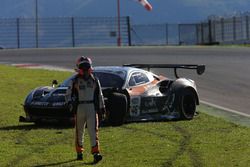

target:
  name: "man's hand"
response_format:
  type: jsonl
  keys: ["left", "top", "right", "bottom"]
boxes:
{"left": 98, "top": 108, "right": 106, "bottom": 123}
{"left": 100, "top": 108, "right": 106, "bottom": 115}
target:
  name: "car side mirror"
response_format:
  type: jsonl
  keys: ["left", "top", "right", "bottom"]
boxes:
{"left": 52, "top": 80, "right": 58, "bottom": 88}
{"left": 197, "top": 65, "right": 205, "bottom": 75}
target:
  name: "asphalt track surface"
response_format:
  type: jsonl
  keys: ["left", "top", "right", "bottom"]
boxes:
{"left": 0, "top": 46, "right": 250, "bottom": 116}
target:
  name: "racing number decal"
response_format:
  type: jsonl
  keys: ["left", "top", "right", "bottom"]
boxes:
{"left": 141, "top": 97, "right": 158, "bottom": 113}
{"left": 130, "top": 96, "right": 141, "bottom": 117}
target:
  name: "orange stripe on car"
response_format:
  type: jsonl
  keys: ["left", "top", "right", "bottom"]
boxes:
{"left": 128, "top": 78, "right": 162, "bottom": 96}
{"left": 128, "top": 85, "right": 146, "bottom": 96}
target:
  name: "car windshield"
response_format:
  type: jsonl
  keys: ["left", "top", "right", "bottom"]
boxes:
{"left": 59, "top": 75, "right": 76, "bottom": 87}
{"left": 94, "top": 72, "right": 125, "bottom": 88}
{"left": 59, "top": 72, "right": 125, "bottom": 88}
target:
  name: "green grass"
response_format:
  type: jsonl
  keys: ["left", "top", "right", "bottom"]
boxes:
{"left": 0, "top": 65, "right": 249, "bottom": 167}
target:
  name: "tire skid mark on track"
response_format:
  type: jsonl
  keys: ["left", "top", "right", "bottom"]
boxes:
{"left": 9, "top": 124, "right": 73, "bottom": 167}
{"left": 10, "top": 130, "right": 30, "bottom": 167}
{"left": 122, "top": 125, "right": 165, "bottom": 135}
{"left": 121, "top": 124, "right": 203, "bottom": 167}
{"left": 163, "top": 124, "right": 203, "bottom": 167}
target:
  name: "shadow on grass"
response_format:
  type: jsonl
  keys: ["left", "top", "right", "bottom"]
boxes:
{"left": 0, "top": 123, "right": 74, "bottom": 131}
{"left": 34, "top": 159, "right": 75, "bottom": 167}
{"left": 0, "top": 113, "right": 193, "bottom": 131}
{"left": 34, "top": 159, "right": 97, "bottom": 167}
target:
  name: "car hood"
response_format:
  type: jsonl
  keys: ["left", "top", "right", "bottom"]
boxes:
{"left": 31, "top": 86, "right": 68, "bottom": 102}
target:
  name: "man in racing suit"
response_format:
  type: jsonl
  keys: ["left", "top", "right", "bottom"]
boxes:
{"left": 71, "top": 56, "right": 105, "bottom": 163}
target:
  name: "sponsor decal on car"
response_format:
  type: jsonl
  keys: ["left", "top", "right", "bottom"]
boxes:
{"left": 30, "top": 101, "right": 66, "bottom": 107}
{"left": 130, "top": 96, "right": 141, "bottom": 117}
{"left": 141, "top": 97, "right": 158, "bottom": 114}
{"left": 52, "top": 102, "right": 66, "bottom": 107}
{"left": 31, "top": 101, "right": 49, "bottom": 106}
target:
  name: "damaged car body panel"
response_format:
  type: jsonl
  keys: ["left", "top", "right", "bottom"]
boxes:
{"left": 20, "top": 64, "right": 205, "bottom": 126}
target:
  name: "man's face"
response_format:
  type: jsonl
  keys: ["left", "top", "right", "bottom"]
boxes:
{"left": 78, "top": 62, "right": 91, "bottom": 78}
{"left": 83, "top": 70, "right": 90, "bottom": 77}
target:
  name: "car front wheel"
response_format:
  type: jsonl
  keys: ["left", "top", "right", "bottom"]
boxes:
{"left": 178, "top": 88, "right": 196, "bottom": 120}
{"left": 108, "top": 92, "right": 127, "bottom": 126}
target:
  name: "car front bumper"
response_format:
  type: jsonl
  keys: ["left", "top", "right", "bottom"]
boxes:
{"left": 20, "top": 104, "right": 74, "bottom": 123}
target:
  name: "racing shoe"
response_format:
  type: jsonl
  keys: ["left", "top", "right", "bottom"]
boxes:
{"left": 93, "top": 153, "right": 102, "bottom": 164}
{"left": 77, "top": 153, "right": 83, "bottom": 160}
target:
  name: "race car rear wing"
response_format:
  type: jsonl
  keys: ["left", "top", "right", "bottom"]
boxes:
{"left": 123, "top": 64, "right": 205, "bottom": 78}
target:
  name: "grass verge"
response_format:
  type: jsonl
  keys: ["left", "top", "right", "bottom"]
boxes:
{"left": 0, "top": 65, "right": 249, "bottom": 167}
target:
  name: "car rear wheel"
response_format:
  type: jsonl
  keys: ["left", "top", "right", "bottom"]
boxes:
{"left": 108, "top": 92, "right": 127, "bottom": 126}
{"left": 178, "top": 88, "right": 196, "bottom": 120}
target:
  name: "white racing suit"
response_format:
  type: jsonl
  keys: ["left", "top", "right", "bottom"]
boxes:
{"left": 71, "top": 74, "right": 105, "bottom": 155}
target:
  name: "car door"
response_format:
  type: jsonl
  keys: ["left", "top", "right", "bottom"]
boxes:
{"left": 127, "top": 71, "right": 161, "bottom": 116}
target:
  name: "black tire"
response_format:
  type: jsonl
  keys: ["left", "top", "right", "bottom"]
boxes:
{"left": 108, "top": 92, "right": 127, "bottom": 126}
{"left": 178, "top": 88, "right": 196, "bottom": 120}
{"left": 34, "top": 119, "right": 43, "bottom": 125}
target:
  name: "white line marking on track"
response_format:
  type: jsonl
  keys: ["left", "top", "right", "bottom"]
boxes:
{"left": 200, "top": 100, "right": 250, "bottom": 118}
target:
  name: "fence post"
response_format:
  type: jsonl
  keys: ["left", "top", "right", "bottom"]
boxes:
{"left": 178, "top": 24, "right": 181, "bottom": 45}
{"left": 16, "top": 18, "right": 20, "bottom": 48}
{"left": 35, "top": 18, "right": 39, "bottom": 48}
{"left": 166, "top": 23, "right": 168, "bottom": 45}
{"left": 126, "top": 16, "right": 132, "bottom": 46}
{"left": 233, "top": 17, "right": 236, "bottom": 41}
{"left": 71, "top": 17, "right": 75, "bottom": 47}
{"left": 213, "top": 20, "right": 216, "bottom": 42}
{"left": 208, "top": 19, "right": 213, "bottom": 44}
{"left": 246, "top": 15, "right": 249, "bottom": 40}
{"left": 221, "top": 18, "right": 224, "bottom": 42}
{"left": 201, "top": 23, "right": 204, "bottom": 44}
{"left": 195, "top": 24, "right": 199, "bottom": 44}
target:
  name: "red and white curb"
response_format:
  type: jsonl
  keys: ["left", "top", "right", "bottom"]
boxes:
{"left": 11, "top": 63, "right": 74, "bottom": 72}
{"left": 13, "top": 63, "right": 41, "bottom": 68}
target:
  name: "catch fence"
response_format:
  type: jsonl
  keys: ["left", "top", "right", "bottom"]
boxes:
{"left": 197, "top": 15, "right": 250, "bottom": 44}
{"left": 0, "top": 17, "right": 131, "bottom": 48}
{"left": 0, "top": 14, "right": 250, "bottom": 48}
{"left": 131, "top": 14, "right": 250, "bottom": 46}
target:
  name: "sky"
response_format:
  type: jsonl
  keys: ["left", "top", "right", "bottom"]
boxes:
{"left": 1, "top": 0, "right": 250, "bottom": 24}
